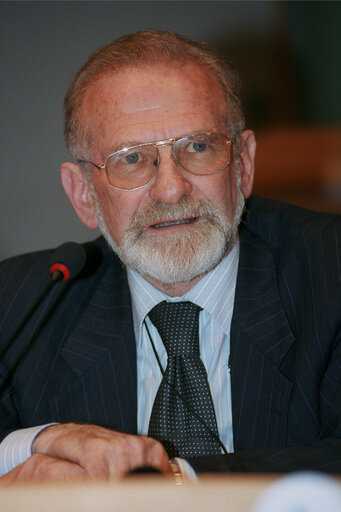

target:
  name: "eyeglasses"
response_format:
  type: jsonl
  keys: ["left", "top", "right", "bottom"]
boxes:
{"left": 78, "top": 132, "right": 232, "bottom": 191}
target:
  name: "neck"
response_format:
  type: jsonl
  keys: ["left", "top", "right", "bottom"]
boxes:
{"left": 143, "top": 272, "right": 207, "bottom": 297}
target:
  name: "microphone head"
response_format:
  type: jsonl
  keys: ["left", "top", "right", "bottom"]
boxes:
{"left": 50, "top": 242, "right": 87, "bottom": 281}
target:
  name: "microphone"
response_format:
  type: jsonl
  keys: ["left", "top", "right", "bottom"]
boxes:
{"left": 49, "top": 242, "right": 87, "bottom": 282}
{"left": 1, "top": 242, "right": 88, "bottom": 359}
{"left": 0, "top": 242, "right": 100, "bottom": 395}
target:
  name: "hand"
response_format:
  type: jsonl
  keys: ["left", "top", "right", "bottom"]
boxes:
{"left": 0, "top": 453, "right": 84, "bottom": 484}
{"left": 31, "top": 423, "right": 171, "bottom": 481}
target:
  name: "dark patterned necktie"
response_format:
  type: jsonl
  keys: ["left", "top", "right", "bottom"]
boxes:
{"left": 148, "top": 301, "right": 221, "bottom": 458}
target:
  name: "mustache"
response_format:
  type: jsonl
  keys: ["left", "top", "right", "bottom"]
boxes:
{"left": 127, "top": 197, "right": 226, "bottom": 232}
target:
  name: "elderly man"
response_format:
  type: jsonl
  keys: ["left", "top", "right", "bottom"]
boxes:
{"left": 0, "top": 31, "right": 340, "bottom": 483}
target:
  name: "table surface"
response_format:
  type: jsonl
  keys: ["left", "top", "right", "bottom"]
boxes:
{"left": 0, "top": 474, "right": 340, "bottom": 512}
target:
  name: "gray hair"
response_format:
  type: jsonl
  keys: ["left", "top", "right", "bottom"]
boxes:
{"left": 63, "top": 30, "right": 245, "bottom": 163}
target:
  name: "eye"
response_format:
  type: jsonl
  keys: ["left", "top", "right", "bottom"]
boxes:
{"left": 188, "top": 142, "right": 207, "bottom": 153}
{"left": 125, "top": 152, "right": 139, "bottom": 164}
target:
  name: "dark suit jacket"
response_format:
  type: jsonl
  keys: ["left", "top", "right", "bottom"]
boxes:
{"left": 0, "top": 196, "right": 340, "bottom": 473}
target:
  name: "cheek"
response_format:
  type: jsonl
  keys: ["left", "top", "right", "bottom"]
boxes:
{"left": 194, "top": 170, "right": 238, "bottom": 217}
{"left": 94, "top": 183, "right": 144, "bottom": 245}
{"left": 100, "top": 198, "right": 130, "bottom": 245}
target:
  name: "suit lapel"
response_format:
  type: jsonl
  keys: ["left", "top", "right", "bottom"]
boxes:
{"left": 230, "top": 226, "right": 295, "bottom": 451}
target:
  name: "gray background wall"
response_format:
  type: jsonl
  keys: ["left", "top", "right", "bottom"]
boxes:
{"left": 1, "top": 1, "right": 340, "bottom": 260}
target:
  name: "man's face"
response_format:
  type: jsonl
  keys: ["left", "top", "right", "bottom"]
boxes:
{"left": 62, "top": 64, "right": 255, "bottom": 292}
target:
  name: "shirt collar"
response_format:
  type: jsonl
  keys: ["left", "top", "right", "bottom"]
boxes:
{"left": 127, "top": 241, "right": 240, "bottom": 344}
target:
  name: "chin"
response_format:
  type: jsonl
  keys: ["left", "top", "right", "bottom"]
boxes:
{"left": 117, "top": 219, "right": 237, "bottom": 284}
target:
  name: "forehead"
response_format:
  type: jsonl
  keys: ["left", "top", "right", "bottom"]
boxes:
{"left": 80, "top": 64, "right": 227, "bottom": 154}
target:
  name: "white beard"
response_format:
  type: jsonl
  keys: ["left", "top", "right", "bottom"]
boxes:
{"left": 91, "top": 186, "right": 244, "bottom": 285}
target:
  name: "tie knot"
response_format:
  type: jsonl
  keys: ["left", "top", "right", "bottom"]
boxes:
{"left": 149, "top": 301, "right": 202, "bottom": 356}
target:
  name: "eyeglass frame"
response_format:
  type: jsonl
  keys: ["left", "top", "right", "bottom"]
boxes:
{"left": 77, "top": 132, "right": 233, "bottom": 191}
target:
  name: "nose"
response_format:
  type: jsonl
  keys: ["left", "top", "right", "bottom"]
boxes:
{"left": 148, "top": 147, "right": 192, "bottom": 204}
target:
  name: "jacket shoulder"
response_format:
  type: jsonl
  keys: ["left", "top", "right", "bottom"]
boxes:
{"left": 244, "top": 195, "right": 341, "bottom": 251}
{"left": 0, "top": 237, "right": 121, "bottom": 330}
{"left": 0, "top": 237, "right": 116, "bottom": 284}
{"left": 0, "top": 248, "right": 54, "bottom": 294}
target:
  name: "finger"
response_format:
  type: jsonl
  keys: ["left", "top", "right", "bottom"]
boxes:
{"left": 105, "top": 435, "right": 171, "bottom": 477}
{"left": 66, "top": 431, "right": 170, "bottom": 479}
{"left": 0, "top": 453, "right": 84, "bottom": 484}
{"left": 141, "top": 437, "right": 172, "bottom": 475}
{"left": 33, "top": 423, "right": 171, "bottom": 479}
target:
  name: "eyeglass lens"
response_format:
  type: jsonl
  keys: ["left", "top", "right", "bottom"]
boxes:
{"left": 105, "top": 133, "right": 231, "bottom": 190}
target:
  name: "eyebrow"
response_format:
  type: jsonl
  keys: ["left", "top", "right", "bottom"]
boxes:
{"left": 101, "top": 140, "right": 143, "bottom": 158}
{"left": 102, "top": 131, "right": 215, "bottom": 158}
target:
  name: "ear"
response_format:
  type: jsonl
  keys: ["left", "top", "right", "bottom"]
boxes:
{"left": 61, "top": 162, "right": 99, "bottom": 229}
{"left": 238, "top": 130, "right": 256, "bottom": 199}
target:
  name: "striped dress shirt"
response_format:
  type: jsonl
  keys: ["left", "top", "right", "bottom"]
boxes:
{"left": 127, "top": 241, "right": 239, "bottom": 453}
